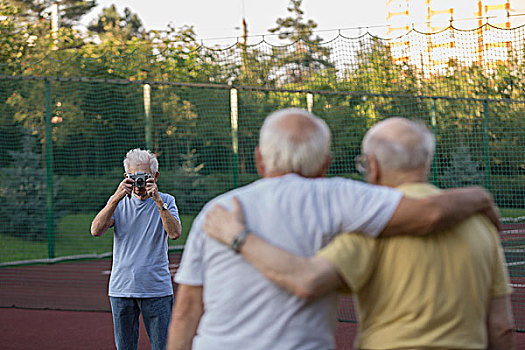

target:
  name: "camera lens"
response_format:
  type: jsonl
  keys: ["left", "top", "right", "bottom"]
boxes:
{"left": 136, "top": 178, "right": 144, "bottom": 187}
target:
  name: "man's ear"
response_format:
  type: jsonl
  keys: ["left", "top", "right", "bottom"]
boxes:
{"left": 154, "top": 172, "right": 160, "bottom": 181}
{"left": 317, "top": 154, "right": 331, "bottom": 178}
{"left": 255, "top": 146, "right": 265, "bottom": 177}
{"left": 123, "top": 172, "right": 127, "bottom": 178}
{"left": 367, "top": 155, "right": 381, "bottom": 185}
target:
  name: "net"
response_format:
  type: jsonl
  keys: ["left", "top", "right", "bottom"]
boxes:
{"left": 0, "top": 25, "right": 524, "bottom": 329}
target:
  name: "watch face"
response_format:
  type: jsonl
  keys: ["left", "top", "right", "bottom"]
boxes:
{"left": 162, "top": 203, "right": 169, "bottom": 210}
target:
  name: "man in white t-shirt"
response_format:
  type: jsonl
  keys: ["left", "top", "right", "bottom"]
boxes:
{"left": 166, "top": 108, "right": 498, "bottom": 350}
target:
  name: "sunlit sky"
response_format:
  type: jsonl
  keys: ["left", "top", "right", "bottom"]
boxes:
{"left": 81, "top": 0, "right": 525, "bottom": 45}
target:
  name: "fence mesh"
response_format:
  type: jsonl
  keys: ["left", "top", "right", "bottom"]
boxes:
{"left": 1, "top": 25, "right": 525, "bottom": 329}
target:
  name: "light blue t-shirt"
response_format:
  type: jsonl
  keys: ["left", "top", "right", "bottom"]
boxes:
{"left": 176, "top": 174, "right": 402, "bottom": 350}
{"left": 109, "top": 192, "right": 180, "bottom": 297}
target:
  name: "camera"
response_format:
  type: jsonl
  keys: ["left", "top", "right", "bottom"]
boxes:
{"left": 127, "top": 172, "right": 151, "bottom": 188}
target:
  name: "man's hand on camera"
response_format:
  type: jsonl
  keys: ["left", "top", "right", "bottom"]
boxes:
{"left": 114, "top": 178, "right": 133, "bottom": 201}
{"left": 146, "top": 178, "right": 161, "bottom": 204}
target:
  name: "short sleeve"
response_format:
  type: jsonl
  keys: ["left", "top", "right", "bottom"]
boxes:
{"left": 490, "top": 231, "right": 513, "bottom": 297}
{"left": 322, "top": 179, "right": 403, "bottom": 238}
{"left": 174, "top": 213, "right": 205, "bottom": 286}
{"left": 317, "top": 232, "right": 377, "bottom": 293}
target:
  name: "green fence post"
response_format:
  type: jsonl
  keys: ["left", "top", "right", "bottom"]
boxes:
{"left": 230, "top": 88, "right": 239, "bottom": 188}
{"left": 482, "top": 99, "right": 490, "bottom": 189}
{"left": 44, "top": 79, "right": 55, "bottom": 259}
{"left": 144, "top": 84, "right": 152, "bottom": 150}
{"left": 430, "top": 98, "right": 438, "bottom": 185}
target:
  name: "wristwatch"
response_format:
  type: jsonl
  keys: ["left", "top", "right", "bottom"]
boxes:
{"left": 158, "top": 202, "right": 169, "bottom": 211}
{"left": 230, "top": 228, "right": 249, "bottom": 253}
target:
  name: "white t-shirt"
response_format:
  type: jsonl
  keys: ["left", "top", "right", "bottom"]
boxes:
{"left": 175, "top": 174, "right": 402, "bottom": 350}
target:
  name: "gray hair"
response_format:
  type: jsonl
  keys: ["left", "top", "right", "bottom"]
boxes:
{"left": 362, "top": 118, "right": 435, "bottom": 171}
{"left": 123, "top": 148, "right": 159, "bottom": 174}
{"left": 259, "top": 108, "right": 331, "bottom": 177}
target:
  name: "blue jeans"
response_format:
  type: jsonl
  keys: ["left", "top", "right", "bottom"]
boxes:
{"left": 109, "top": 295, "right": 174, "bottom": 350}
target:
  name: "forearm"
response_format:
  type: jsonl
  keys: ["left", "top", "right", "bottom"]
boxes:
{"left": 381, "top": 187, "right": 496, "bottom": 237}
{"left": 240, "top": 234, "right": 309, "bottom": 294}
{"left": 159, "top": 209, "right": 182, "bottom": 239}
{"left": 239, "top": 234, "right": 341, "bottom": 300}
{"left": 90, "top": 199, "right": 119, "bottom": 236}
{"left": 434, "top": 187, "right": 498, "bottom": 231}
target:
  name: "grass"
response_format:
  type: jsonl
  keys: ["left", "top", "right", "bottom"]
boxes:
{"left": 0, "top": 212, "right": 196, "bottom": 264}
{"left": 500, "top": 208, "right": 525, "bottom": 218}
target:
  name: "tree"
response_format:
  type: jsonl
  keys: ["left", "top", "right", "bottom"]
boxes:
{"left": 10, "top": 0, "right": 96, "bottom": 28}
{"left": 440, "top": 145, "right": 483, "bottom": 188}
{"left": 0, "top": 133, "right": 61, "bottom": 241}
{"left": 88, "top": 4, "right": 144, "bottom": 40}
{"left": 268, "top": 0, "right": 332, "bottom": 85}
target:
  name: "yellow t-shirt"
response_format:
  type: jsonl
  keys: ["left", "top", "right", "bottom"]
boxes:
{"left": 318, "top": 183, "right": 512, "bottom": 350}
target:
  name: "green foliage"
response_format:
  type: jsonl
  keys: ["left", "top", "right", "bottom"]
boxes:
{"left": 88, "top": 4, "right": 144, "bottom": 40}
{"left": 10, "top": 0, "right": 95, "bottom": 27}
{"left": 268, "top": 0, "right": 332, "bottom": 85}
{"left": 0, "top": 133, "right": 61, "bottom": 241}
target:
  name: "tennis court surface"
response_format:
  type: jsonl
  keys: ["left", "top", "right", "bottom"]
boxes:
{"left": 2, "top": 224, "right": 525, "bottom": 349}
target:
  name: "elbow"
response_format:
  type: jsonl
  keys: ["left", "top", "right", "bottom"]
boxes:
{"left": 293, "top": 277, "right": 322, "bottom": 302}
{"left": 168, "top": 227, "right": 182, "bottom": 240}
{"left": 168, "top": 232, "right": 181, "bottom": 240}
{"left": 294, "top": 287, "right": 316, "bottom": 302}
{"left": 489, "top": 319, "right": 515, "bottom": 341}
{"left": 90, "top": 224, "right": 103, "bottom": 237}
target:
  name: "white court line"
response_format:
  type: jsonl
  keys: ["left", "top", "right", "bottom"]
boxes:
{"left": 101, "top": 263, "right": 180, "bottom": 275}
{"left": 505, "top": 249, "right": 525, "bottom": 253}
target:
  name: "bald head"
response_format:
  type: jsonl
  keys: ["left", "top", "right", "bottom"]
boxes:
{"left": 362, "top": 117, "right": 435, "bottom": 172}
{"left": 259, "top": 108, "right": 331, "bottom": 177}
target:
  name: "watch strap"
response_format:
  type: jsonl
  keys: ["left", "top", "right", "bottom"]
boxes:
{"left": 230, "top": 229, "right": 249, "bottom": 253}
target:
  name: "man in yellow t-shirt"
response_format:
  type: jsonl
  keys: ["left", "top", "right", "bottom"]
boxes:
{"left": 203, "top": 118, "right": 515, "bottom": 349}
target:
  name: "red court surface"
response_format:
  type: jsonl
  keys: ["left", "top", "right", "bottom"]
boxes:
{"left": 2, "top": 225, "right": 525, "bottom": 349}
{"left": 0, "top": 308, "right": 358, "bottom": 350}
{"left": 1, "top": 308, "right": 525, "bottom": 349}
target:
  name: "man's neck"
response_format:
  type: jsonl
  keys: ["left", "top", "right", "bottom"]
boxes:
{"left": 263, "top": 171, "right": 324, "bottom": 179}
{"left": 379, "top": 170, "right": 427, "bottom": 188}
{"left": 263, "top": 171, "right": 289, "bottom": 178}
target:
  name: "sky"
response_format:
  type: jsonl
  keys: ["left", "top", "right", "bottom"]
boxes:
{"left": 81, "top": 0, "right": 525, "bottom": 46}
{"left": 80, "top": 0, "right": 390, "bottom": 44}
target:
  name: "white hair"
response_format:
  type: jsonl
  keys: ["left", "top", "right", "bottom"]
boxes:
{"left": 362, "top": 118, "right": 435, "bottom": 171}
{"left": 259, "top": 108, "right": 331, "bottom": 177}
{"left": 123, "top": 148, "right": 158, "bottom": 174}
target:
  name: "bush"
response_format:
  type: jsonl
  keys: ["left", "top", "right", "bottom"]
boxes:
{"left": 56, "top": 168, "right": 123, "bottom": 214}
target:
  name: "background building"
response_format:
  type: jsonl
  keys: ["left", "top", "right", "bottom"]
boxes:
{"left": 386, "top": 0, "right": 525, "bottom": 72}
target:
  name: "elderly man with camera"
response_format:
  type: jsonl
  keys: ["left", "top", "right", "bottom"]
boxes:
{"left": 91, "top": 148, "right": 181, "bottom": 350}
